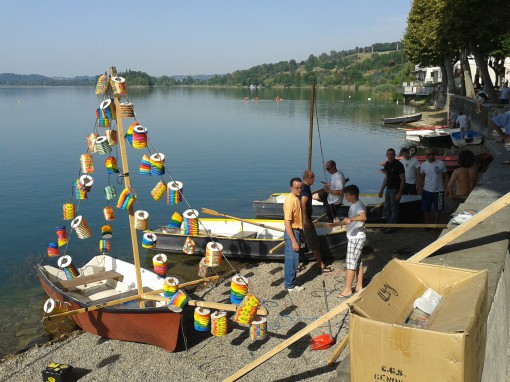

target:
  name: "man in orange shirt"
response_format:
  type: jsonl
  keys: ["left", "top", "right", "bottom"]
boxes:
{"left": 283, "top": 177, "right": 305, "bottom": 292}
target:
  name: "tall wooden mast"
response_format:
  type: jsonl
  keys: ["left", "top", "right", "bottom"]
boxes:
{"left": 111, "top": 68, "right": 145, "bottom": 307}
{"left": 307, "top": 83, "right": 316, "bottom": 171}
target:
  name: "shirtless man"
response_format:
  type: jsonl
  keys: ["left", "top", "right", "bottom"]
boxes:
{"left": 446, "top": 150, "right": 479, "bottom": 200}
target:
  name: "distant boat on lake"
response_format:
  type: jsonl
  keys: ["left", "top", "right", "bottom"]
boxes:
{"left": 383, "top": 113, "right": 422, "bottom": 124}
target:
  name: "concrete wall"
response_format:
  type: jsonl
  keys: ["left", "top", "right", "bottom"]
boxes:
{"left": 421, "top": 140, "right": 510, "bottom": 381}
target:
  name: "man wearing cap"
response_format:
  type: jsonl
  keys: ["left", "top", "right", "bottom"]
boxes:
{"left": 417, "top": 149, "right": 449, "bottom": 225}
{"left": 379, "top": 148, "right": 405, "bottom": 233}
{"left": 399, "top": 147, "right": 420, "bottom": 195}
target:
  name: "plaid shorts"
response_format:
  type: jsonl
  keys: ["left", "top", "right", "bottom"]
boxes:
{"left": 346, "top": 237, "right": 366, "bottom": 270}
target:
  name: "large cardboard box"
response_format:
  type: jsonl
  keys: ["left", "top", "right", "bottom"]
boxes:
{"left": 349, "top": 259, "right": 488, "bottom": 382}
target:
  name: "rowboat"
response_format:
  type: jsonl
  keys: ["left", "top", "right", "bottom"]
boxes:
{"left": 418, "top": 129, "right": 455, "bottom": 146}
{"left": 253, "top": 194, "right": 422, "bottom": 223}
{"left": 152, "top": 218, "right": 347, "bottom": 260}
{"left": 383, "top": 113, "right": 422, "bottom": 124}
{"left": 37, "top": 255, "right": 181, "bottom": 352}
{"left": 405, "top": 125, "right": 452, "bottom": 141}
{"left": 39, "top": 68, "right": 253, "bottom": 352}
{"left": 451, "top": 130, "right": 483, "bottom": 147}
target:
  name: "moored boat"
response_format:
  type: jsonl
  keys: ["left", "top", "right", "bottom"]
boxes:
{"left": 451, "top": 130, "right": 483, "bottom": 147}
{"left": 38, "top": 255, "right": 181, "bottom": 352}
{"left": 253, "top": 193, "right": 422, "bottom": 222}
{"left": 383, "top": 113, "right": 422, "bottom": 124}
{"left": 152, "top": 218, "right": 347, "bottom": 260}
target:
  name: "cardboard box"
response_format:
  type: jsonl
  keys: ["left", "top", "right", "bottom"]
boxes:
{"left": 349, "top": 259, "right": 488, "bottom": 382}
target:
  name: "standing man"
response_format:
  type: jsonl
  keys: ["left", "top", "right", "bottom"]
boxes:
{"left": 399, "top": 147, "right": 420, "bottom": 195}
{"left": 417, "top": 149, "right": 449, "bottom": 225}
{"left": 283, "top": 177, "right": 305, "bottom": 292}
{"left": 378, "top": 148, "right": 405, "bottom": 233}
{"left": 301, "top": 170, "right": 333, "bottom": 274}
{"left": 323, "top": 160, "right": 346, "bottom": 222}
{"left": 456, "top": 112, "right": 469, "bottom": 137}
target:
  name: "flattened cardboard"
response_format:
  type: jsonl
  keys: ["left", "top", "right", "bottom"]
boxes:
{"left": 349, "top": 259, "right": 488, "bottom": 382}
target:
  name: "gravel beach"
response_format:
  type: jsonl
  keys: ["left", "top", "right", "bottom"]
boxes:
{"left": 0, "top": 218, "right": 456, "bottom": 382}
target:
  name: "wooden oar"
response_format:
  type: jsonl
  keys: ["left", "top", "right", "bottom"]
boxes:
{"left": 44, "top": 275, "right": 219, "bottom": 320}
{"left": 224, "top": 193, "right": 510, "bottom": 381}
{"left": 326, "top": 334, "right": 349, "bottom": 366}
{"left": 315, "top": 222, "right": 447, "bottom": 229}
{"left": 201, "top": 208, "right": 284, "bottom": 232}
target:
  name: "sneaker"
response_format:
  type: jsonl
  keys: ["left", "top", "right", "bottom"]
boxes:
{"left": 286, "top": 285, "right": 304, "bottom": 292}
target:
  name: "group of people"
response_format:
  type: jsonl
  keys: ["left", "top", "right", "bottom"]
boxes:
{"left": 283, "top": 161, "right": 366, "bottom": 298}
{"left": 282, "top": 146, "right": 479, "bottom": 297}
{"left": 379, "top": 146, "right": 479, "bottom": 229}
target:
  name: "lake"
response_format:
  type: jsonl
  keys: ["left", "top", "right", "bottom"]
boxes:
{"left": 0, "top": 85, "right": 415, "bottom": 357}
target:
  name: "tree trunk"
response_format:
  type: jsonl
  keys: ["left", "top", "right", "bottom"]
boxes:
{"left": 460, "top": 51, "right": 475, "bottom": 98}
{"left": 470, "top": 43, "right": 498, "bottom": 102}
{"left": 443, "top": 57, "right": 456, "bottom": 94}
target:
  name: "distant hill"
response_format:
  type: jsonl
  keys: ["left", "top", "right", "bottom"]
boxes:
{"left": 1, "top": 41, "right": 414, "bottom": 89}
{"left": 0, "top": 73, "right": 95, "bottom": 86}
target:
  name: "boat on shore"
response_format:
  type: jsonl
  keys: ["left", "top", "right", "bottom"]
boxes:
{"left": 152, "top": 218, "right": 347, "bottom": 260}
{"left": 418, "top": 129, "right": 457, "bottom": 146}
{"left": 405, "top": 125, "right": 451, "bottom": 141}
{"left": 38, "top": 67, "right": 259, "bottom": 352}
{"left": 38, "top": 255, "right": 182, "bottom": 352}
{"left": 451, "top": 130, "right": 483, "bottom": 147}
{"left": 383, "top": 113, "right": 422, "bottom": 124}
{"left": 253, "top": 193, "right": 422, "bottom": 222}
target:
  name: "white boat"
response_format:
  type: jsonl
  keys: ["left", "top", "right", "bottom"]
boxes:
{"left": 451, "top": 130, "right": 483, "bottom": 147}
{"left": 383, "top": 113, "right": 422, "bottom": 124}
{"left": 405, "top": 125, "right": 450, "bottom": 141}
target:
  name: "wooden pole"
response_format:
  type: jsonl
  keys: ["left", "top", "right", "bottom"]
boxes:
{"left": 113, "top": 95, "right": 144, "bottom": 308}
{"left": 201, "top": 208, "right": 284, "bottom": 232}
{"left": 408, "top": 192, "right": 510, "bottom": 262}
{"left": 224, "top": 192, "right": 510, "bottom": 380}
{"left": 308, "top": 83, "right": 316, "bottom": 171}
{"left": 223, "top": 296, "right": 357, "bottom": 382}
{"left": 326, "top": 334, "right": 349, "bottom": 366}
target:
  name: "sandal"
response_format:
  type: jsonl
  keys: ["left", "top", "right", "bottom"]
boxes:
{"left": 320, "top": 266, "right": 335, "bottom": 274}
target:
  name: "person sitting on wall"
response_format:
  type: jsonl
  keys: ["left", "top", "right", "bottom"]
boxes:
{"left": 489, "top": 110, "right": 510, "bottom": 143}
{"left": 445, "top": 149, "right": 479, "bottom": 202}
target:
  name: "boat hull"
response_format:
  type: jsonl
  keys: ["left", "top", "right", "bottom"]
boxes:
{"left": 37, "top": 257, "right": 181, "bottom": 352}
{"left": 253, "top": 194, "right": 422, "bottom": 222}
{"left": 152, "top": 218, "right": 347, "bottom": 260}
{"left": 451, "top": 131, "right": 483, "bottom": 147}
{"left": 383, "top": 113, "right": 422, "bottom": 124}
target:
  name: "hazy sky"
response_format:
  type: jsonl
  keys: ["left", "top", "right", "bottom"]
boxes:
{"left": 1, "top": 0, "right": 411, "bottom": 77}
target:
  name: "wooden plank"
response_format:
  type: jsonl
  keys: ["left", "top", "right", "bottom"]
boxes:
{"left": 223, "top": 296, "right": 357, "bottom": 382}
{"left": 92, "top": 286, "right": 152, "bottom": 306}
{"left": 188, "top": 300, "right": 268, "bottom": 316}
{"left": 60, "top": 271, "right": 123, "bottom": 290}
{"left": 408, "top": 192, "right": 510, "bottom": 262}
{"left": 225, "top": 193, "right": 510, "bottom": 381}
{"left": 326, "top": 334, "right": 349, "bottom": 366}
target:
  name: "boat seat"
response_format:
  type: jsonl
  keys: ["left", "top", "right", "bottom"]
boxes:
{"left": 231, "top": 231, "right": 258, "bottom": 239}
{"left": 90, "top": 286, "right": 153, "bottom": 306}
{"left": 60, "top": 271, "right": 124, "bottom": 291}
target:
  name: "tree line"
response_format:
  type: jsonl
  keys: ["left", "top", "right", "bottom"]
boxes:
{"left": 403, "top": 0, "right": 510, "bottom": 103}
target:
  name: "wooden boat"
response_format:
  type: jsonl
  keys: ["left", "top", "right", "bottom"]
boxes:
{"left": 405, "top": 125, "right": 451, "bottom": 141}
{"left": 152, "top": 218, "right": 347, "bottom": 260}
{"left": 383, "top": 113, "right": 422, "bottom": 124}
{"left": 38, "top": 67, "right": 247, "bottom": 352}
{"left": 451, "top": 130, "right": 483, "bottom": 147}
{"left": 418, "top": 129, "right": 455, "bottom": 146}
{"left": 37, "top": 255, "right": 181, "bottom": 352}
{"left": 253, "top": 194, "right": 422, "bottom": 223}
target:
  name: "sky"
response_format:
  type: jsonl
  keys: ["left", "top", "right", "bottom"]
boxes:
{"left": 1, "top": 0, "right": 412, "bottom": 77}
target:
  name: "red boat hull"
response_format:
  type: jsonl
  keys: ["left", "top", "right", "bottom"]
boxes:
{"left": 38, "top": 268, "right": 181, "bottom": 352}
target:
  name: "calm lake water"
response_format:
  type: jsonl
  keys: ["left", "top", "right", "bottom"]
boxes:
{"left": 0, "top": 86, "right": 415, "bottom": 357}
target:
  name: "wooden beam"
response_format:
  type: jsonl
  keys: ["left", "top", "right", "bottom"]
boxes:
{"left": 326, "top": 334, "right": 349, "bottom": 366}
{"left": 224, "top": 192, "right": 510, "bottom": 381}
{"left": 188, "top": 300, "right": 268, "bottom": 316}
{"left": 223, "top": 296, "right": 358, "bottom": 382}
{"left": 408, "top": 192, "right": 510, "bottom": 262}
